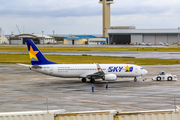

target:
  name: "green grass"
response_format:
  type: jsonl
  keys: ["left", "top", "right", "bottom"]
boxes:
{"left": 1, "top": 46, "right": 180, "bottom": 52}
{"left": 0, "top": 54, "right": 179, "bottom": 65}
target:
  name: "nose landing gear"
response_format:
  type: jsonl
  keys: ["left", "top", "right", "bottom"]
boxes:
{"left": 134, "top": 77, "right": 137, "bottom": 82}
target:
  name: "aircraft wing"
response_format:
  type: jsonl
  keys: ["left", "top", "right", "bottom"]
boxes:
{"left": 85, "top": 63, "right": 105, "bottom": 79}
{"left": 86, "top": 72, "right": 104, "bottom": 79}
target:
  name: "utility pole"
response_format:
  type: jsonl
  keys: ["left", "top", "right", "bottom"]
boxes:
{"left": 0, "top": 28, "right": 2, "bottom": 37}
{"left": 53, "top": 30, "right": 55, "bottom": 44}
{"left": 23, "top": 25, "right": 24, "bottom": 34}
{"left": 178, "top": 27, "right": 180, "bottom": 45}
{"left": 42, "top": 31, "right": 44, "bottom": 44}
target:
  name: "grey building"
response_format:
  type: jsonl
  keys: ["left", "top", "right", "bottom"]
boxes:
{"left": 108, "top": 29, "right": 180, "bottom": 45}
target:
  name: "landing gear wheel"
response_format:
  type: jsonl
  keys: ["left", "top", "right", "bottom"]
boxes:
{"left": 102, "top": 76, "right": 105, "bottom": 80}
{"left": 90, "top": 79, "right": 95, "bottom": 83}
{"left": 82, "top": 78, "right": 86, "bottom": 82}
{"left": 156, "top": 77, "right": 161, "bottom": 81}
{"left": 134, "top": 77, "right": 137, "bottom": 82}
{"left": 167, "top": 76, "right": 172, "bottom": 81}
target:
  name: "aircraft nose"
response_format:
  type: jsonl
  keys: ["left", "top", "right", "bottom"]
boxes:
{"left": 143, "top": 69, "right": 148, "bottom": 74}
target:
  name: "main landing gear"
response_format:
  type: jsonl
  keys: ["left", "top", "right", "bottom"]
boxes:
{"left": 81, "top": 78, "right": 95, "bottom": 83}
{"left": 90, "top": 78, "right": 95, "bottom": 83}
{"left": 81, "top": 78, "right": 86, "bottom": 82}
{"left": 134, "top": 77, "right": 137, "bottom": 82}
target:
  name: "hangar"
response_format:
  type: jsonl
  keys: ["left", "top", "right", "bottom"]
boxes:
{"left": 9, "top": 34, "right": 54, "bottom": 44}
{"left": 108, "top": 28, "right": 180, "bottom": 45}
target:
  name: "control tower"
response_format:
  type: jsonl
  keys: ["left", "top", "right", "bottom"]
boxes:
{"left": 99, "top": 0, "right": 114, "bottom": 37}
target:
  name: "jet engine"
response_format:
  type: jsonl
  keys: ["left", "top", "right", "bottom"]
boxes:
{"left": 103, "top": 74, "right": 117, "bottom": 81}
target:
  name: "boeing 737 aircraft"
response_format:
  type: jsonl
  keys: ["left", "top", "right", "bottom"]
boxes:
{"left": 19, "top": 39, "right": 148, "bottom": 83}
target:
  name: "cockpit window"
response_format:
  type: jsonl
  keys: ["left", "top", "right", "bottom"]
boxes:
{"left": 140, "top": 68, "right": 143, "bottom": 70}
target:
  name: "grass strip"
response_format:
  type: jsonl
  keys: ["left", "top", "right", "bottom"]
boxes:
{"left": 0, "top": 54, "right": 179, "bottom": 65}
{"left": 0, "top": 46, "right": 180, "bottom": 52}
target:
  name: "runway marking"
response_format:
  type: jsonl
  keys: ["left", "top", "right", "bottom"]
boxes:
{"left": 67, "top": 98, "right": 153, "bottom": 111}
{"left": 0, "top": 94, "right": 153, "bottom": 111}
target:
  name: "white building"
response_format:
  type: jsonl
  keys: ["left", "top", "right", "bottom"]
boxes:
{"left": 88, "top": 38, "right": 106, "bottom": 45}
{"left": 0, "top": 28, "right": 9, "bottom": 44}
{"left": 9, "top": 33, "right": 55, "bottom": 44}
{"left": 32, "top": 34, "right": 55, "bottom": 44}
{"left": 108, "top": 28, "right": 180, "bottom": 45}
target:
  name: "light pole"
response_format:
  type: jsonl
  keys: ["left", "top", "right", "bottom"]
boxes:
{"left": 42, "top": 31, "right": 44, "bottom": 44}
{"left": 53, "top": 30, "right": 55, "bottom": 44}
{"left": 178, "top": 27, "right": 180, "bottom": 45}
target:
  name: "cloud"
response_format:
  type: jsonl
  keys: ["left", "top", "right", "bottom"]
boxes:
{"left": 1, "top": 0, "right": 179, "bottom": 17}
{"left": 111, "top": 12, "right": 180, "bottom": 29}
{"left": 1, "top": 16, "right": 102, "bottom": 35}
{"left": 0, "top": 0, "right": 102, "bottom": 17}
{"left": 1, "top": 0, "right": 180, "bottom": 34}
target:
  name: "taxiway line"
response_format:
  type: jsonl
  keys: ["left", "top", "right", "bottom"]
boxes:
{"left": 0, "top": 94, "right": 152, "bottom": 111}
{"left": 68, "top": 97, "right": 153, "bottom": 111}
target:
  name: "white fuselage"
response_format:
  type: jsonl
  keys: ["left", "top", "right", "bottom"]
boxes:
{"left": 31, "top": 64, "right": 147, "bottom": 79}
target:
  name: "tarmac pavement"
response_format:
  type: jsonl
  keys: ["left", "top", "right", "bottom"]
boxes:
{"left": 0, "top": 65, "right": 180, "bottom": 112}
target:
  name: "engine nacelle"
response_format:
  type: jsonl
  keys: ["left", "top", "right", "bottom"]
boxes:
{"left": 104, "top": 74, "right": 117, "bottom": 81}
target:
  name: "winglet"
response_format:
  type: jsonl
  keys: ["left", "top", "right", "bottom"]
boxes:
{"left": 96, "top": 63, "right": 104, "bottom": 73}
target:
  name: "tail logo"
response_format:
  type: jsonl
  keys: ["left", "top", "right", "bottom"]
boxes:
{"left": 29, "top": 45, "right": 39, "bottom": 61}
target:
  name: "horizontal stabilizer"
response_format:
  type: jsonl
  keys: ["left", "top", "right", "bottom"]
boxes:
{"left": 17, "top": 63, "right": 32, "bottom": 67}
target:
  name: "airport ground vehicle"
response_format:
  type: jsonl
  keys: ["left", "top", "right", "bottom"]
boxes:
{"left": 152, "top": 71, "right": 177, "bottom": 81}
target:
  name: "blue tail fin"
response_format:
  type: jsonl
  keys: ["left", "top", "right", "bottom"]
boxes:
{"left": 26, "top": 39, "right": 57, "bottom": 65}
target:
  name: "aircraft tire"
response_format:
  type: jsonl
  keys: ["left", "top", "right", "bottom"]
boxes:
{"left": 90, "top": 79, "right": 95, "bottom": 83}
{"left": 134, "top": 77, "right": 137, "bottom": 82}
{"left": 82, "top": 78, "right": 86, "bottom": 82}
{"left": 167, "top": 76, "right": 172, "bottom": 81}
{"left": 156, "top": 77, "right": 161, "bottom": 81}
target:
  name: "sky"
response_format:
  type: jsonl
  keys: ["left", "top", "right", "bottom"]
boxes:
{"left": 0, "top": 0, "right": 180, "bottom": 35}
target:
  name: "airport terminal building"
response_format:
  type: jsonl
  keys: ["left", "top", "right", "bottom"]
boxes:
{"left": 108, "top": 29, "right": 180, "bottom": 45}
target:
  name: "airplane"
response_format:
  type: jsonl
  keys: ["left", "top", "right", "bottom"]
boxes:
{"left": 18, "top": 39, "right": 148, "bottom": 83}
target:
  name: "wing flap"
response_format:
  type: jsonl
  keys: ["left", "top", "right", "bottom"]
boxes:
{"left": 81, "top": 63, "right": 105, "bottom": 79}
